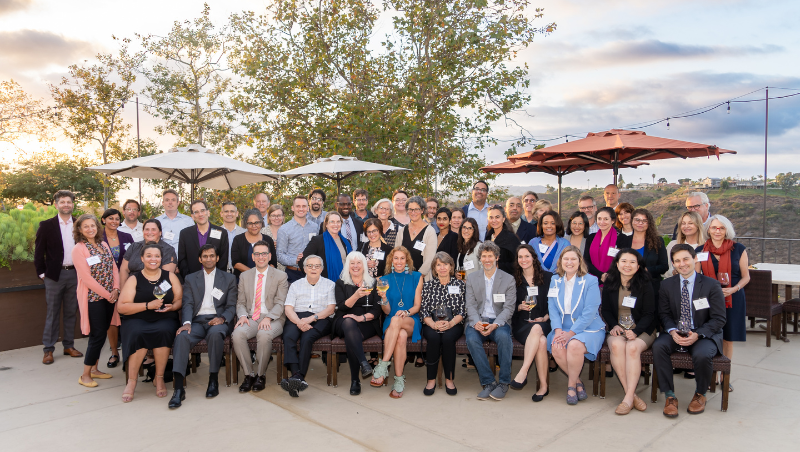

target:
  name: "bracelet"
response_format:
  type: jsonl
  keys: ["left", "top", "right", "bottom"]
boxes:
{"left": 144, "top": 302, "right": 149, "bottom": 311}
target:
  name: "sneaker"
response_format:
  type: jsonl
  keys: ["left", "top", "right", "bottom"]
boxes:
{"left": 489, "top": 383, "right": 509, "bottom": 400}
{"left": 477, "top": 382, "right": 497, "bottom": 400}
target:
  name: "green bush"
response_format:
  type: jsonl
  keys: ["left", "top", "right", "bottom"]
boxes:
{"left": 0, "top": 203, "right": 56, "bottom": 268}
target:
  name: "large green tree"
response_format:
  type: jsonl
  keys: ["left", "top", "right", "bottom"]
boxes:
{"left": 1, "top": 151, "right": 110, "bottom": 205}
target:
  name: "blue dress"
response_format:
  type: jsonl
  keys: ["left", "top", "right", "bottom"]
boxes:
{"left": 529, "top": 236, "right": 571, "bottom": 274}
{"left": 696, "top": 243, "right": 747, "bottom": 342}
{"left": 382, "top": 270, "right": 423, "bottom": 343}
{"left": 546, "top": 274, "right": 606, "bottom": 360}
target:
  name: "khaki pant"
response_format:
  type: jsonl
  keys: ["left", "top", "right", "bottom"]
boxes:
{"left": 231, "top": 318, "right": 283, "bottom": 376}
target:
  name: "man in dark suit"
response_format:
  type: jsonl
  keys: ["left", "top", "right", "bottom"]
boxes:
{"left": 178, "top": 199, "right": 229, "bottom": 277}
{"left": 653, "top": 243, "right": 726, "bottom": 417}
{"left": 34, "top": 190, "right": 83, "bottom": 364}
{"left": 319, "top": 193, "right": 364, "bottom": 251}
{"left": 506, "top": 196, "right": 537, "bottom": 243}
{"left": 169, "top": 245, "right": 237, "bottom": 408}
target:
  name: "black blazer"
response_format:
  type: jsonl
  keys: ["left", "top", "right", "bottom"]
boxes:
{"left": 357, "top": 240, "right": 394, "bottom": 277}
{"left": 658, "top": 273, "right": 726, "bottom": 351}
{"left": 436, "top": 230, "right": 459, "bottom": 264}
{"left": 230, "top": 233, "right": 277, "bottom": 276}
{"left": 178, "top": 224, "right": 229, "bottom": 277}
{"left": 584, "top": 232, "right": 617, "bottom": 280}
{"left": 300, "top": 233, "right": 349, "bottom": 280}
{"left": 319, "top": 212, "right": 364, "bottom": 246}
{"left": 332, "top": 279, "right": 382, "bottom": 338}
{"left": 181, "top": 268, "right": 238, "bottom": 325}
{"left": 487, "top": 228, "right": 522, "bottom": 275}
{"left": 516, "top": 220, "right": 538, "bottom": 243}
{"left": 615, "top": 234, "right": 669, "bottom": 281}
{"left": 601, "top": 282, "right": 657, "bottom": 336}
{"left": 34, "top": 215, "right": 76, "bottom": 281}
{"left": 511, "top": 271, "right": 552, "bottom": 332}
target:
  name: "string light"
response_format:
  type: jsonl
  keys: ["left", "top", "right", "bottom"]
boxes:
{"left": 727, "top": 101, "right": 730, "bottom": 114}
{"left": 666, "top": 118, "right": 670, "bottom": 130}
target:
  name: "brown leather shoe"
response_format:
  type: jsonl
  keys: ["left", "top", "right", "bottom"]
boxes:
{"left": 43, "top": 351, "right": 54, "bottom": 365}
{"left": 615, "top": 401, "right": 633, "bottom": 415}
{"left": 687, "top": 392, "right": 706, "bottom": 415}
{"left": 633, "top": 395, "right": 647, "bottom": 412}
{"left": 663, "top": 396, "right": 679, "bottom": 418}
{"left": 63, "top": 348, "right": 83, "bottom": 358}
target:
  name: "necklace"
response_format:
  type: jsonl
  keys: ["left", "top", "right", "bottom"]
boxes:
{"left": 391, "top": 271, "right": 407, "bottom": 307}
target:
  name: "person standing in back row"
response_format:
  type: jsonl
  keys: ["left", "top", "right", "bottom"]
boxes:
{"left": 604, "top": 184, "right": 620, "bottom": 210}
{"left": 178, "top": 200, "right": 229, "bottom": 277}
{"left": 277, "top": 196, "right": 319, "bottom": 283}
{"left": 463, "top": 180, "right": 490, "bottom": 241}
{"left": 155, "top": 189, "right": 194, "bottom": 255}
{"left": 307, "top": 189, "right": 328, "bottom": 227}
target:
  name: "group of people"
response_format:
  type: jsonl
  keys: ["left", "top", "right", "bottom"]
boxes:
{"left": 35, "top": 182, "right": 747, "bottom": 417}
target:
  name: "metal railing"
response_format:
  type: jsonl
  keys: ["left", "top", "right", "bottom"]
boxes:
{"left": 733, "top": 237, "right": 800, "bottom": 264}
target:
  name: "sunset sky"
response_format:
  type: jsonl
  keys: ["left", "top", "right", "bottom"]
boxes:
{"left": 1, "top": 0, "right": 797, "bottom": 198}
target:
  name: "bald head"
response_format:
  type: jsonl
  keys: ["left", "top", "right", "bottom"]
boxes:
{"left": 604, "top": 184, "right": 620, "bottom": 208}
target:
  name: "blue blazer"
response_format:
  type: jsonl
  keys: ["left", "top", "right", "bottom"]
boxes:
{"left": 528, "top": 236, "right": 571, "bottom": 273}
{"left": 547, "top": 274, "right": 605, "bottom": 334}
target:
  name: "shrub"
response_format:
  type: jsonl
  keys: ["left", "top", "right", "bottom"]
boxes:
{"left": 0, "top": 204, "right": 56, "bottom": 268}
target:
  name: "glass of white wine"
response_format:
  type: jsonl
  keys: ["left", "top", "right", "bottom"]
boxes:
{"left": 619, "top": 314, "right": 634, "bottom": 340}
{"left": 153, "top": 285, "right": 166, "bottom": 310}
{"left": 525, "top": 295, "right": 537, "bottom": 321}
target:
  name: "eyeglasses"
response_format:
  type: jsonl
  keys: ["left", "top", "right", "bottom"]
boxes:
{"left": 366, "top": 229, "right": 380, "bottom": 234}
{"left": 310, "top": 197, "right": 323, "bottom": 202}
{"left": 407, "top": 208, "right": 422, "bottom": 213}
{"left": 124, "top": 208, "right": 139, "bottom": 212}
{"left": 709, "top": 226, "right": 726, "bottom": 232}
{"left": 337, "top": 202, "right": 352, "bottom": 207}
{"left": 686, "top": 204, "right": 703, "bottom": 210}
{"left": 579, "top": 206, "right": 595, "bottom": 211}
{"left": 192, "top": 209, "right": 208, "bottom": 215}
{"left": 461, "top": 226, "right": 474, "bottom": 231}
{"left": 268, "top": 214, "right": 283, "bottom": 218}
{"left": 523, "top": 199, "right": 536, "bottom": 203}
{"left": 305, "top": 264, "right": 322, "bottom": 269}
{"left": 252, "top": 252, "right": 270, "bottom": 257}
{"left": 246, "top": 221, "right": 262, "bottom": 226}
{"left": 472, "top": 187, "right": 488, "bottom": 193}
{"left": 633, "top": 218, "right": 648, "bottom": 224}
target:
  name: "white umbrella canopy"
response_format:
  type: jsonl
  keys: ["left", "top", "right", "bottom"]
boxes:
{"left": 281, "top": 155, "right": 409, "bottom": 194}
{"left": 87, "top": 144, "right": 280, "bottom": 200}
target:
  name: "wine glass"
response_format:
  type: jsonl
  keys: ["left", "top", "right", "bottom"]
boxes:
{"left": 376, "top": 277, "right": 389, "bottom": 295}
{"left": 435, "top": 304, "right": 449, "bottom": 334}
{"left": 525, "top": 295, "right": 537, "bottom": 321}
{"left": 717, "top": 272, "right": 730, "bottom": 287}
{"left": 619, "top": 314, "right": 634, "bottom": 339}
{"left": 676, "top": 320, "right": 691, "bottom": 353}
{"left": 153, "top": 285, "right": 166, "bottom": 311}
{"left": 361, "top": 280, "right": 372, "bottom": 308}
{"left": 456, "top": 265, "right": 465, "bottom": 280}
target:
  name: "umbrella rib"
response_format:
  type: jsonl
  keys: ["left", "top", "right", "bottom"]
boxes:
{"left": 621, "top": 150, "right": 661, "bottom": 162}
{"left": 195, "top": 169, "right": 231, "bottom": 183}
{"left": 571, "top": 153, "right": 612, "bottom": 165}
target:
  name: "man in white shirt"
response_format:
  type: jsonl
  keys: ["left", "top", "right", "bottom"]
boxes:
{"left": 169, "top": 245, "right": 238, "bottom": 408}
{"left": 232, "top": 241, "right": 289, "bottom": 393}
{"left": 155, "top": 189, "right": 194, "bottom": 254}
{"left": 463, "top": 180, "right": 490, "bottom": 240}
{"left": 280, "top": 255, "right": 336, "bottom": 397}
{"left": 220, "top": 201, "right": 245, "bottom": 272}
{"left": 118, "top": 199, "right": 144, "bottom": 242}
{"left": 578, "top": 195, "right": 600, "bottom": 234}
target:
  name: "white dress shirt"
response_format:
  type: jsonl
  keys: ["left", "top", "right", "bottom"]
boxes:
{"left": 59, "top": 216, "right": 75, "bottom": 266}
{"left": 196, "top": 268, "right": 218, "bottom": 317}
{"left": 118, "top": 220, "right": 144, "bottom": 242}
{"left": 563, "top": 275, "right": 576, "bottom": 313}
{"left": 482, "top": 270, "right": 497, "bottom": 320}
{"left": 285, "top": 276, "right": 336, "bottom": 316}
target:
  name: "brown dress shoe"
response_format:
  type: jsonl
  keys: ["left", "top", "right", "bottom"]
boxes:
{"left": 687, "top": 393, "right": 706, "bottom": 414}
{"left": 43, "top": 351, "right": 54, "bottom": 365}
{"left": 64, "top": 348, "right": 83, "bottom": 358}
{"left": 663, "top": 396, "right": 679, "bottom": 418}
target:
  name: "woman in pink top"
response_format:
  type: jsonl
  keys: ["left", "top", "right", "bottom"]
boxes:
{"left": 72, "top": 214, "right": 120, "bottom": 388}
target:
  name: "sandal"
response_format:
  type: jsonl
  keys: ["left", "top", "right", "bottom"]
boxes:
{"left": 107, "top": 354, "right": 120, "bottom": 368}
{"left": 370, "top": 361, "right": 389, "bottom": 387}
{"left": 575, "top": 381, "right": 588, "bottom": 401}
{"left": 154, "top": 375, "right": 167, "bottom": 398}
{"left": 390, "top": 375, "right": 405, "bottom": 398}
{"left": 122, "top": 378, "right": 137, "bottom": 403}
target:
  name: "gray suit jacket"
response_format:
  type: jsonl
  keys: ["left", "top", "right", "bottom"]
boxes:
{"left": 181, "top": 269, "right": 238, "bottom": 324}
{"left": 237, "top": 267, "right": 289, "bottom": 326}
{"left": 464, "top": 268, "right": 517, "bottom": 327}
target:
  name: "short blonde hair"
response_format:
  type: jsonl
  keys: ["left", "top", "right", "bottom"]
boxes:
{"left": 371, "top": 198, "right": 395, "bottom": 218}
{"left": 706, "top": 215, "right": 736, "bottom": 240}
{"left": 533, "top": 199, "right": 552, "bottom": 216}
{"left": 384, "top": 246, "right": 415, "bottom": 274}
{"left": 340, "top": 251, "right": 375, "bottom": 287}
{"left": 556, "top": 245, "right": 588, "bottom": 277}
{"left": 676, "top": 211, "right": 707, "bottom": 244}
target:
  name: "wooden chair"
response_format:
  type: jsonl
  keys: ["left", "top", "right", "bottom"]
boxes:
{"left": 782, "top": 298, "right": 800, "bottom": 335}
{"left": 744, "top": 269, "right": 783, "bottom": 346}
{"left": 230, "top": 336, "right": 283, "bottom": 385}
{"left": 278, "top": 336, "right": 333, "bottom": 385}
{"left": 595, "top": 343, "right": 652, "bottom": 398}
{"left": 642, "top": 349, "right": 731, "bottom": 412}
{"left": 186, "top": 337, "right": 232, "bottom": 387}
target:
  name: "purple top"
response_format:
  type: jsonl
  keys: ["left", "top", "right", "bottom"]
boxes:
{"left": 197, "top": 226, "right": 210, "bottom": 248}
{"left": 102, "top": 229, "right": 135, "bottom": 269}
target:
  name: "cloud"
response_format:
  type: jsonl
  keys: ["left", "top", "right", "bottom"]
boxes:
{"left": 0, "top": 0, "right": 33, "bottom": 15}
{"left": 0, "top": 29, "right": 94, "bottom": 69}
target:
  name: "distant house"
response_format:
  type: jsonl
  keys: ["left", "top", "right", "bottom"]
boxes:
{"left": 632, "top": 183, "right": 653, "bottom": 190}
{"left": 734, "top": 180, "right": 765, "bottom": 190}
{"left": 699, "top": 177, "right": 721, "bottom": 189}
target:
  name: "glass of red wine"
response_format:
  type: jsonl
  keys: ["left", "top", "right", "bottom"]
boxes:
{"left": 676, "top": 320, "right": 691, "bottom": 352}
{"left": 435, "top": 304, "right": 448, "bottom": 334}
{"left": 718, "top": 272, "right": 730, "bottom": 287}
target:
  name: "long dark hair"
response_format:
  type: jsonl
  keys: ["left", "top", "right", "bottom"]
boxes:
{"left": 604, "top": 248, "right": 652, "bottom": 293}
{"left": 457, "top": 217, "right": 480, "bottom": 255}
{"left": 566, "top": 211, "right": 590, "bottom": 238}
{"left": 514, "top": 244, "right": 544, "bottom": 287}
{"left": 632, "top": 208, "right": 661, "bottom": 251}
{"left": 486, "top": 204, "right": 513, "bottom": 240}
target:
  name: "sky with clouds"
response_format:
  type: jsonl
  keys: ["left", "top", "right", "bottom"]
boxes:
{"left": 1, "top": 0, "right": 798, "bottom": 197}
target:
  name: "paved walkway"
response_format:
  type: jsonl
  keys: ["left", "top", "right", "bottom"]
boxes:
{"left": 1, "top": 330, "right": 798, "bottom": 451}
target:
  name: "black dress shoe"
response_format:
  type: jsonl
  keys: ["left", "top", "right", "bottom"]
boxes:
{"left": 239, "top": 375, "right": 256, "bottom": 393}
{"left": 206, "top": 380, "right": 219, "bottom": 398}
{"left": 510, "top": 378, "right": 528, "bottom": 390}
{"left": 445, "top": 385, "right": 458, "bottom": 396}
{"left": 360, "top": 360, "right": 373, "bottom": 378}
{"left": 280, "top": 377, "right": 306, "bottom": 397}
{"left": 423, "top": 385, "right": 436, "bottom": 396}
{"left": 252, "top": 375, "right": 267, "bottom": 392}
{"left": 168, "top": 388, "right": 185, "bottom": 408}
{"left": 684, "top": 371, "right": 696, "bottom": 379}
{"left": 532, "top": 389, "right": 549, "bottom": 402}
{"left": 350, "top": 380, "right": 361, "bottom": 396}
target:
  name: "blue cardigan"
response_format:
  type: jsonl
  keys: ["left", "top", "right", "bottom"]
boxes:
{"left": 528, "top": 236, "right": 571, "bottom": 273}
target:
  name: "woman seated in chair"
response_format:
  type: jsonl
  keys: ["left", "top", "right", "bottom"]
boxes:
{"left": 601, "top": 249, "right": 656, "bottom": 415}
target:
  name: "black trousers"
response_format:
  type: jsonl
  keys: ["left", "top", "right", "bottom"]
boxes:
{"left": 282, "top": 312, "right": 331, "bottom": 378}
{"left": 422, "top": 323, "right": 465, "bottom": 381}
{"left": 85, "top": 301, "right": 114, "bottom": 366}
{"left": 285, "top": 268, "right": 304, "bottom": 284}
{"left": 653, "top": 333, "right": 718, "bottom": 395}
{"left": 334, "top": 318, "right": 377, "bottom": 381}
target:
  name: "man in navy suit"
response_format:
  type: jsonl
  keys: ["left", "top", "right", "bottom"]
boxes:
{"left": 506, "top": 196, "right": 537, "bottom": 243}
{"left": 178, "top": 199, "right": 229, "bottom": 277}
{"left": 653, "top": 244, "right": 726, "bottom": 417}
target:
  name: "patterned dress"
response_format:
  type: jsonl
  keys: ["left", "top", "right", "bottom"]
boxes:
{"left": 84, "top": 241, "right": 115, "bottom": 302}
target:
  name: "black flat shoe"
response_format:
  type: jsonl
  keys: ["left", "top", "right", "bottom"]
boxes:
{"left": 350, "top": 380, "right": 361, "bottom": 396}
{"left": 423, "top": 384, "right": 436, "bottom": 396}
{"left": 360, "top": 360, "right": 373, "bottom": 378}
{"left": 684, "top": 371, "right": 696, "bottom": 379}
{"left": 510, "top": 378, "right": 528, "bottom": 390}
{"left": 107, "top": 354, "right": 119, "bottom": 368}
{"left": 205, "top": 380, "right": 219, "bottom": 398}
{"left": 673, "top": 368, "right": 683, "bottom": 374}
{"left": 252, "top": 375, "right": 267, "bottom": 392}
{"left": 415, "top": 358, "right": 425, "bottom": 368}
{"left": 605, "top": 370, "right": 614, "bottom": 378}
{"left": 532, "top": 389, "right": 549, "bottom": 402}
{"left": 549, "top": 359, "right": 558, "bottom": 372}
{"left": 445, "top": 385, "right": 458, "bottom": 396}
{"left": 168, "top": 388, "right": 185, "bottom": 409}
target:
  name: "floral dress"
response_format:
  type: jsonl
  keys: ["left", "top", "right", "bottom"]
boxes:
{"left": 85, "top": 241, "right": 115, "bottom": 302}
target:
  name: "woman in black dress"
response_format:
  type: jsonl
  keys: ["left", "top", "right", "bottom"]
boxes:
{"left": 616, "top": 209, "right": 668, "bottom": 314}
{"left": 510, "top": 244, "right": 552, "bottom": 402}
{"left": 485, "top": 204, "right": 521, "bottom": 274}
{"left": 231, "top": 209, "right": 277, "bottom": 276}
{"left": 434, "top": 207, "right": 459, "bottom": 263}
{"left": 333, "top": 252, "right": 382, "bottom": 396}
{"left": 117, "top": 243, "right": 182, "bottom": 403}
{"left": 398, "top": 196, "right": 437, "bottom": 281}
{"left": 358, "top": 218, "right": 393, "bottom": 278}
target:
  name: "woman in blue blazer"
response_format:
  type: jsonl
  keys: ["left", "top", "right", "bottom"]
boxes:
{"left": 529, "top": 210, "right": 570, "bottom": 274}
{"left": 547, "top": 245, "right": 605, "bottom": 405}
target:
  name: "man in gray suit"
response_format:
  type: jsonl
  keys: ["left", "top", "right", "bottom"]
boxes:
{"left": 169, "top": 245, "right": 237, "bottom": 409}
{"left": 231, "top": 241, "right": 289, "bottom": 393}
{"left": 464, "top": 241, "right": 517, "bottom": 401}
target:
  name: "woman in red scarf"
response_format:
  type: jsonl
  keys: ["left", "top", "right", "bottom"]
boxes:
{"left": 696, "top": 214, "right": 749, "bottom": 390}
{"left": 584, "top": 207, "right": 619, "bottom": 284}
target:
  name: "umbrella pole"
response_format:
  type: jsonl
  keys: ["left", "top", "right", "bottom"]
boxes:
{"left": 557, "top": 173, "right": 563, "bottom": 215}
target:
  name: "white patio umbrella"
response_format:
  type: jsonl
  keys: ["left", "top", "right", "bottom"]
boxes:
{"left": 87, "top": 144, "right": 280, "bottom": 201}
{"left": 281, "top": 155, "right": 410, "bottom": 195}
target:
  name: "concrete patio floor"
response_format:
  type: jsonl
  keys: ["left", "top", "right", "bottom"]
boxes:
{"left": 1, "top": 330, "right": 798, "bottom": 451}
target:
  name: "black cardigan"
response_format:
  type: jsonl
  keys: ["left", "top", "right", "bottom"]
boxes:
{"left": 230, "top": 233, "right": 277, "bottom": 276}
{"left": 615, "top": 234, "right": 669, "bottom": 283}
{"left": 487, "top": 228, "right": 522, "bottom": 275}
{"left": 300, "top": 234, "right": 348, "bottom": 280}
{"left": 601, "top": 281, "right": 657, "bottom": 336}
{"left": 436, "top": 230, "right": 459, "bottom": 264}
{"left": 332, "top": 279, "right": 382, "bottom": 337}
{"left": 357, "top": 240, "right": 394, "bottom": 277}
{"left": 511, "top": 271, "right": 553, "bottom": 332}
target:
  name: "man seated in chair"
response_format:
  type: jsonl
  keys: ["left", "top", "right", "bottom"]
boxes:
{"left": 653, "top": 244, "right": 726, "bottom": 417}
{"left": 231, "top": 241, "right": 288, "bottom": 393}
{"left": 169, "top": 245, "right": 237, "bottom": 408}
{"left": 280, "top": 255, "right": 336, "bottom": 397}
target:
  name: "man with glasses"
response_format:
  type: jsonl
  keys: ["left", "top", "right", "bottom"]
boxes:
{"left": 578, "top": 195, "right": 600, "bottom": 234}
{"left": 353, "top": 189, "right": 374, "bottom": 222}
{"left": 156, "top": 189, "right": 194, "bottom": 253}
{"left": 118, "top": 199, "right": 144, "bottom": 242}
{"left": 280, "top": 255, "right": 336, "bottom": 397}
{"left": 521, "top": 191, "right": 539, "bottom": 224}
{"left": 672, "top": 192, "right": 713, "bottom": 240}
{"left": 506, "top": 196, "right": 536, "bottom": 243}
{"left": 178, "top": 199, "right": 229, "bottom": 276}
{"left": 462, "top": 180, "right": 490, "bottom": 241}
{"left": 320, "top": 193, "right": 364, "bottom": 250}
{"left": 277, "top": 196, "right": 319, "bottom": 283}
{"left": 221, "top": 202, "right": 246, "bottom": 273}
{"left": 307, "top": 189, "right": 328, "bottom": 227}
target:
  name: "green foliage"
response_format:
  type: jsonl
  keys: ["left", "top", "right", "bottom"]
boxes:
{"left": 658, "top": 177, "right": 667, "bottom": 184}
{"left": 0, "top": 204, "right": 56, "bottom": 267}
{"left": 720, "top": 180, "right": 729, "bottom": 190}
{"left": 626, "top": 183, "right": 634, "bottom": 189}
{"left": 775, "top": 172, "right": 798, "bottom": 194}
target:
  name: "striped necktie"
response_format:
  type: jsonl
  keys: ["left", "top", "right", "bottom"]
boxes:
{"left": 252, "top": 273, "right": 264, "bottom": 320}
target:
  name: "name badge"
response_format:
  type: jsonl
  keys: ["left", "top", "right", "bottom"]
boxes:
{"left": 521, "top": 240, "right": 526, "bottom": 245}
{"left": 538, "top": 243, "right": 549, "bottom": 254}
{"left": 374, "top": 251, "right": 386, "bottom": 260}
{"left": 86, "top": 255, "right": 101, "bottom": 266}
{"left": 210, "top": 229, "right": 222, "bottom": 240}
{"left": 448, "top": 286, "right": 460, "bottom": 295}
{"left": 622, "top": 296, "right": 637, "bottom": 308}
{"left": 360, "top": 233, "right": 367, "bottom": 243}
{"left": 463, "top": 260, "right": 475, "bottom": 270}
{"left": 697, "top": 252, "right": 709, "bottom": 262}
{"left": 163, "top": 231, "right": 175, "bottom": 240}
{"left": 159, "top": 280, "right": 172, "bottom": 292}
{"left": 211, "top": 288, "right": 223, "bottom": 299}
{"left": 308, "top": 233, "right": 316, "bottom": 241}
{"left": 413, "top": 241, "right": 426, "bottom": 251}
{"left": 493, "top": 294, "right": 505, "bottom": 303}
{"left": 527, "top": 286, "right": 539, "bottom": 296}
{"left": 607, "top": 247, "right": 619, "bottom": 257}
{"left": 693, "top": 297, "right": 710, "bottom": 310}
{"left": 547, "top": 288, "right": 559, "bottom": 298}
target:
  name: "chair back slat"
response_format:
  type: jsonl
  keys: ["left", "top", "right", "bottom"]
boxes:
{"left": 744, "top": 269, "right": 774, "bottom": 317}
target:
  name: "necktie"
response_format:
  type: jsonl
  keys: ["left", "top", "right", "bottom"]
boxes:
{"left": 680, "top": 279, "right": 692, "bottom": 326}
{"left": 343, "top": 218, "right": 353, "bottom": 246}
{"left": 252, "top": 273, "right": 264, "bottom": 320}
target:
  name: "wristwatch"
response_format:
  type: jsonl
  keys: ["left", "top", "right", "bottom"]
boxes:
{"left": 313, "top": 314, "right": 319, "bottom": 321}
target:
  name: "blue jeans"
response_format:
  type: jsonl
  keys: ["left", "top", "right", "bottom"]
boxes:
{"left": 465, "top": 323, "right": 513, "bottom": 386}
